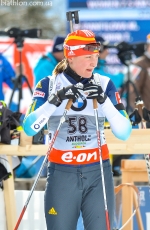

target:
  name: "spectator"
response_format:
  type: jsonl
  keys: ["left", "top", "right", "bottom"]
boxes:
{"left": 34, "top": 35, "right": 65, "bottom": 86}
{"left": 130, "top": 33, "right": 150, "bottom": 114}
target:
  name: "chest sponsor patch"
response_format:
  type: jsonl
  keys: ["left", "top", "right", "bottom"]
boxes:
{"left": 56, "top": 81, "right": 61, "bottom": 91}
{"left": 71, "top": 95, "right": 87, "bottom": 111}
{"left": 36, "top": 81, "right": 42, "bottom": 89}
{"left": 49, "top": 145, "right": 109, "bottom": 165}
{"left": 33, "top": 90, "right": 45, "bottom": 98}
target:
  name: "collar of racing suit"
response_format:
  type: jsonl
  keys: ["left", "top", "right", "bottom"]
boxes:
{"left": 64, "top": 65, "right": 93, "bottom": 83}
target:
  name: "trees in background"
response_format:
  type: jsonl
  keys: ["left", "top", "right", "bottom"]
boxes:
{"left": 0, "top": 1, "right": 66, "bottom": 38}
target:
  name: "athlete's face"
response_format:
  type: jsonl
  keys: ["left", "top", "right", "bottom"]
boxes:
{"left": 68, "top": 53, "right": 99, "bottom": 78}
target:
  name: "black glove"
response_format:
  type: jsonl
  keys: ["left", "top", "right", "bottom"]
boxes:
{"left": 83, "top": 83, "right": 107, "bottom": 104}
{"left": 48, "top": 94, "right": 62, "bottom": 107}
{"left": 57, "top": 83, "right": 83, "bottom": 103}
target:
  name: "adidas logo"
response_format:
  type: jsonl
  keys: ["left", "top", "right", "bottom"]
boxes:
{"left": 65, "top": 89, "right": 73, "bottom": 95}
{"left": 48, "top": 207, "right": 57, "bottom": 215}
{"left": 82, "top": 30, "right": 94, "bottom": 37}
{"left": 68, "top": 50, "right": 75, "bottom": 56}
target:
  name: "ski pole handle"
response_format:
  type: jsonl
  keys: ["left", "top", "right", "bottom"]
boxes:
{"left": 93, "top": 98, "right": 98, "bottom": 109}
{"left": 65, "top": 99, "right": 73, "bottom": 110}
{"left": 66, "top": 11, "right": 79, "bottom": 32}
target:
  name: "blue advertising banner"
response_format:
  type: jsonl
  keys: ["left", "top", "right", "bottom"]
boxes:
{"left": 67, "top": 1, "right": 150, "bottom": 43}
{"left": 133, "top": 186, "right": 150, "bottom": 230}
{"left": 66, "top": 0, "right": 150, "bottom": 76}
{"left": 68, "top": 0, "right": 150, "bottom": 10}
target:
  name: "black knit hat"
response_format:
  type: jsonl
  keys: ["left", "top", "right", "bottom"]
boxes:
{"left": 95, "top": 36, "right": 109, "bottom": 48}
{"left": 52, "top": 35, "right": 65, "bottom": 52}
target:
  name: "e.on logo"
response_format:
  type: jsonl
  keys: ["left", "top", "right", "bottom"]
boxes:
{"left": 61, "top": 151, "right": 97, "bottom": 163}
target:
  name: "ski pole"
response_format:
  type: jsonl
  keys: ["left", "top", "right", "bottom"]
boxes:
{"left": 14, "top": 99, "right": 72, "bottom": 230}
{"left": 93, "top": 98, "right": 111, "bottom": 230}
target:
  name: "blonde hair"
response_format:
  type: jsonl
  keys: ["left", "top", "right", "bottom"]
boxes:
{"left": 52, "top": 59, "right": 68, "bottom": 76}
